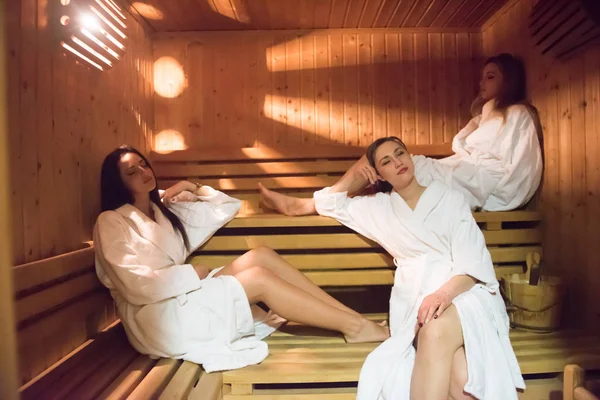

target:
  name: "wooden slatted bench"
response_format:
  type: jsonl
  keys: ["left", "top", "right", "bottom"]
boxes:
{"left": 564, "top": 365, "right": 600, "bottom": 400}
{"left": 19, "top": 145, "right": 600, "bottom": 399}
{"left": 151, "top": 144, "right": 454, "bottom": 214}
{"left": 149, "top": 145, "right": 600, "bottom": 398}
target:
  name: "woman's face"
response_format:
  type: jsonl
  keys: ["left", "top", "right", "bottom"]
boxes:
{"left": 373, "top": 141, "right": 414, "bottom": 191}
{"left": 480, "top": 62, "right": 503, "bottom": 101}
{"left": 118, "top": 152, "right": 156, "bottom": 196}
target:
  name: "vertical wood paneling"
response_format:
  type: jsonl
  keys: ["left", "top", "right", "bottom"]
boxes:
{"left": 6, "top": 0, "right": 25, "bottom": 267}
{"left": 329, "top": 34, "right": 345, "bottom": 144}
{"left": 286, "top": 37, "right": 302, "bottom": 145}
{"left": 371, "top": 33, "right": 387, "bottom": 141}
{"left": 271, "top": 37, "right": 287, "bottom": 146}
{"left": 154, "top": 30, "right": 479, "bottom": 150}
{"left": 258, "top": 36, "right": 274, "bottom": 146}
{"left": 401, "top": 33, "right": 417, "bottom": 144}
{"left": 20, "top": 0, "right": 40, "bottom": 263}
{"left": 7, "top": 1, "right": 154, "bottom": 383}
{"left": 357, "top": 34, "right": 374, "bottom": 145}
{"left": 442, "top": 33, "right": 459, "bottom": 142}
{"left": 415, "top": 33, "right": 430, "bottom": 144}
{"left": 301, "top": 35, "right": 316, "bottom": 145}
{"left": 315, "top": 35, "right": 330, "bottom": 144}
{"left": 385, "top": 34, "right": 401, "bottom": 138}
{"left": 583, "top": 48, "right": 600, "bottom": 331}
{"left": 456, "top": 32, "right": 473, "bottom": 127}
{"left": 343, "top": 34, "right": 359, "bottom": 145}
{"left": 429, "top": 33, "right": 444, "bottom": 144}
{"left": 484, "top": 0, "right": 600, "bottom": 331}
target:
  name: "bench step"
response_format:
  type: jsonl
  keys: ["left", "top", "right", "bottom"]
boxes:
{"left": 221, "top": 315, "right": 600, "bottom": 397}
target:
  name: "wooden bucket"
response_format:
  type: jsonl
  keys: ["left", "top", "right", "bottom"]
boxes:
{"left": 501, "top": 273, "right": 565, "bottom": 332}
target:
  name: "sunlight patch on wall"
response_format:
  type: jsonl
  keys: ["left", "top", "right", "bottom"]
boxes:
{"left": 154, "top": 130, "right": 187, "bottom": 153}
{"left": 154, "top": 57, "right": 186, "bottom": 98}
{"left": 131, "top": 2, "right": 164, "bottom": 20}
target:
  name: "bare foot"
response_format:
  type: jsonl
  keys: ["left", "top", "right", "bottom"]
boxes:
{"left": 258, "top": 182, "right": 305, "bottom": 216}
{"left": 345, "top": 319, "right": 390, "bottom": 343}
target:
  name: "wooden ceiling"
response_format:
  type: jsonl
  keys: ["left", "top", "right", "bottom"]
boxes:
{"left": 127, "top": 0, "right": 508, "bottom": 32}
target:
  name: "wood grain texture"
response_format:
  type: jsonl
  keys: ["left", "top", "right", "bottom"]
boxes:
{"left": 153, "top": 30, "right": 481, "bottom": 150}
{"left": 483, "top": 0, "right": 600, "bottom": 332}
{"left": 127, "top": 0, "right": 508, "bottom": 31}
{"left": 6, "top": 0, "right": 154, "bottom": 265}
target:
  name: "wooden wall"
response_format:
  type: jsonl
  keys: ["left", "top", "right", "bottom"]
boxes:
{"left": 5, "top": 0, "right": 154, "bottom": 266}
{"left": 4, "top": 0, "right": 155, "bottom": 386}
{"left": 153, "top": 29, "right": 483, "bottom": 150}
{"left": 483, "top": 0, "right": 600, "bottom": 331}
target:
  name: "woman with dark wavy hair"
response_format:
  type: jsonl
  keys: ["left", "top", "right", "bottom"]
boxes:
{"left": 93, "top": 146, "right": 389, "bottom": 373}
{"left": 259, "top": 53, "right": 543, "bottom": 214}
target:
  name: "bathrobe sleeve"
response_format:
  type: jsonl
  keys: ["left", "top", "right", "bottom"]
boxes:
{"left": 486, "top": 106, "right": 543, "bottom": 210}
{"left": 313, "top": 187, "right": 383, "bottom": 243}
{"left": 167, "top": 186, "right": 242, "bottom": 253}
{"left": 94, "top": 212, "right": 203, "bottom": 306}
{"left": 448, "top": 193, "right": 498, "bottom": 288}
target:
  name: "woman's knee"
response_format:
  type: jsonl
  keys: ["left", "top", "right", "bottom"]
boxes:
{"left": 245, "top": 246, "right": 277, "bottom": 263}
{"left": 233, "top": 266, "right": 274, "bottom": 301}
{"left": 417, "top": 318, "right": 461, "bottom": 356}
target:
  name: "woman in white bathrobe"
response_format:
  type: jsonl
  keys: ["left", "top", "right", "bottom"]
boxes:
{"left": 313, "top": 137, "right": 525, "bottom": 399}
{"left": 259, "top": 52, "right": 543, "bottom": 214}
{"left": 93, "top": 146, "right": 389, "bottom": 372}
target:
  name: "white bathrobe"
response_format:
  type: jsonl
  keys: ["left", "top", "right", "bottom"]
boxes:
{"left": 314, "top": 181, "right": 526, "bottom": 399}
{"left": 93, "top": 186, "right": 276, "bottom": 372}
{"left": 413, "top": 100, "right": 543, "bottom": 211}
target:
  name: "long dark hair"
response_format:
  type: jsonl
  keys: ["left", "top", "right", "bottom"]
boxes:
{"left": 365, "top": 136, "right": 408, "bottom": 193}
{"left": 100, "top": 145, "right": 190, "bottom": 250}
{"left": 471, "top": 53, "right": 544, "bottom": 161}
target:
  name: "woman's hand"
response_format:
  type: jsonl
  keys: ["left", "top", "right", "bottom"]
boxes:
{"left": 417, "top": 290, "right": 452, "bottom": 326}
{"left": 194, "top": 264, "right": 210, "bottom": 280}
{"left": 351, "top": 155, "right": 382, "bottom": 186}
{"left": 161, "top": 181, "right": 197, "bottom": 206}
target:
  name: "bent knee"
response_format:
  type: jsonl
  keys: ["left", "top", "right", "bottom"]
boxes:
{"left": 246, "top": 246, "right": 276, "bottom": 261}
{"left": 418, "top": 318, "right": 452, "bottom": 345}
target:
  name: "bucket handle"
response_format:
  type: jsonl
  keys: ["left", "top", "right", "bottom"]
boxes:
{"left": 500, "top": 284, "right": 560, "bottom": 313}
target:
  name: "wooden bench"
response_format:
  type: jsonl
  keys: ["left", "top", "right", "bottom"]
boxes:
{"left": 18, "top": 145, "right": 600, "bottom": 399}
{"left": 16, "top": 250, "right": 222, "bottom": 400}
{"left": 148, "top": 145, "right": 598, "bottom": 397}
{"left": 564, "top": 365, "right": 600, "bottom": 400}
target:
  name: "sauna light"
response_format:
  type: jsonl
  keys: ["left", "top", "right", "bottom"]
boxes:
{"left": 61, "top": 41, "right": 104, "bottom": 71}
{"left": 71, "top": 35, "right": 112, "bottom": 66}
{"left": 91, "top": 5, "right": 127, "bottom": 39}
{"left": 80, "top": 13, "right": 100, "bottom": 31}
{"left": 95, "top": 0, "right": 126, "bottom": 29}
{"left": 59, "top": 0, "right": 127, "bottom": 71}
{"left": 81, "top": 28, "right": 121, "bottom": 60}
{"left": 104, "top": 0, "right": 127, "bottom": 21}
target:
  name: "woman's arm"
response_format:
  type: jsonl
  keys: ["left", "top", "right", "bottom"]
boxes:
{"left": 330, "top": 155, "right": 381, "bottom": 194}
{"left": 417, "top": 275, "right": 477, "bottom": 325}
{"left": 94, "top": 213, "right": 203, "bottom": 305}
{"left": 161, "top": 180, "right": 215, "bottom": 204}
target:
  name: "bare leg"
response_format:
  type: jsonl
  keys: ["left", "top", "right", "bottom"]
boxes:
{"left": 214, "top": 247, "right": 361, "bottom": 317}
{"left": 258, "top": 183, "right": 317, "bottom": 216}
{"left": 233, "top": 266, "right": 389, "bottom": 343}
{"left": 449, "top": 347, "right": 476, "bottom": 400}
{"left": 411, "top": 305, "right": 464, "bottom": 400}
